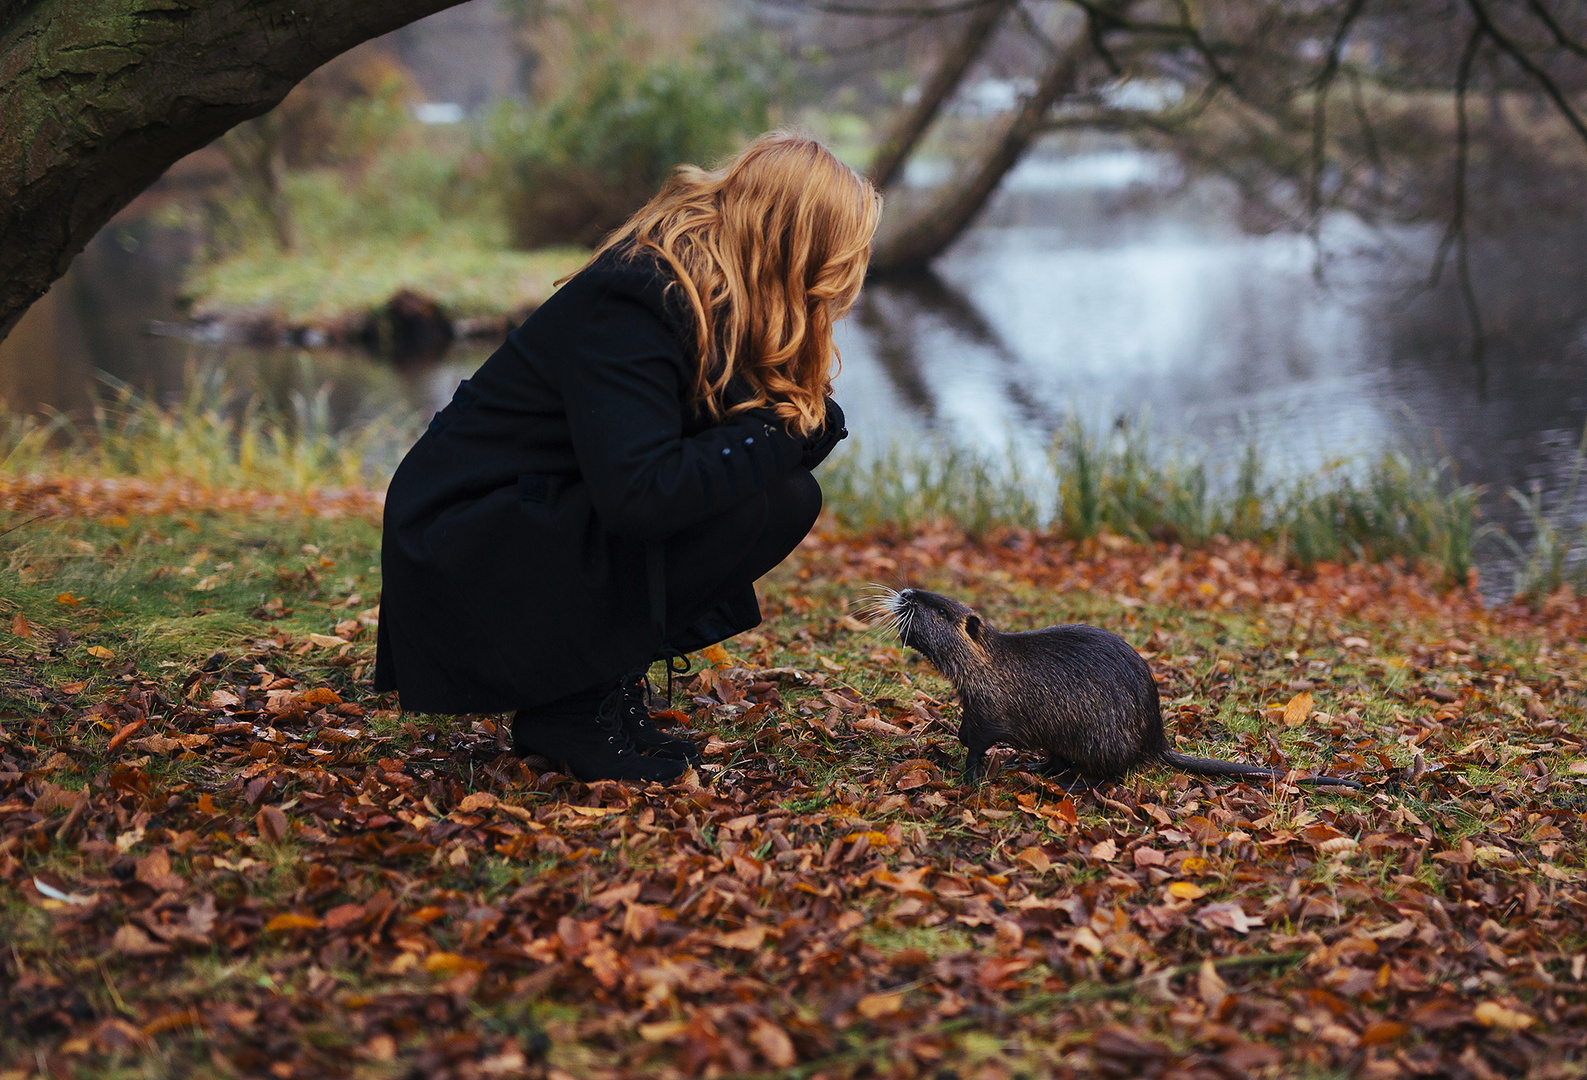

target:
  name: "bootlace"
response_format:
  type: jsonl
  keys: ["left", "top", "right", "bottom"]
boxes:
{"left": 619, "top": 668, "right": 656, "bottom": 731}
{"left": 595, "top": 683, "right": 636, "bottom": 750}
{"left": 664, "top": 654, "right": 693, "bottom": 707}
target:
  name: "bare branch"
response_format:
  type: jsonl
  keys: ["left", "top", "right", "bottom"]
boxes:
{"left": 1345, "top": 68, "right": 1385, "bottom": 204}
{"left": 1308, "top": 0, "right": 1369, "bottom": 223}
{"left": 1012, "top": 0, "right": 1066, "bottom": 61}
{"left": 1429, "top": 24, "right": 1488, "bottom": 373}
{"left": 1465, "top": 0, "right": 1587, "bottom": 147}
{"left": 867, "top": 0, "right": 1016, "bottom": 190}
{"left": 1522, "top": 0, "right": 1587, "bottom": 61}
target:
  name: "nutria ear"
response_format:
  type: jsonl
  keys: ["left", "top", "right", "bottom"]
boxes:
{"left": 965, "top": 615, "right": 982, "bottom": 639}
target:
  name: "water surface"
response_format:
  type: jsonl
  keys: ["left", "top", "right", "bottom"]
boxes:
{"left": 7, "top": 146, "right": 1587, "bottom": 592}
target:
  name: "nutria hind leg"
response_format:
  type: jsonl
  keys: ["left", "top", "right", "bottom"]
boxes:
{"left": 1041, "top": 757, "right": 1098, "bottom": 794}
{"left": 962, "top": 744, "right": 989, "bottom": 786}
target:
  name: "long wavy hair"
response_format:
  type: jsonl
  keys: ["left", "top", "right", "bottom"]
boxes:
{"left": 580, "top": 132, "right": 882, "bottom": 437}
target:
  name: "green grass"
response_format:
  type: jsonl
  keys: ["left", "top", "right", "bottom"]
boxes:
{"left": 183, "top": 236, "right": 586, "bottom": 327}
{"left": 8, "top": 372, "right": 1585, "bottom": 603}
{"left": 823, "top": 421, "right": 1482, "bottom": 588}
{"left": 2, "top": 506, "right": 1583, "bottom": 1077}
{"left": 1, "top": 372, "right": 423, "bottom": 491}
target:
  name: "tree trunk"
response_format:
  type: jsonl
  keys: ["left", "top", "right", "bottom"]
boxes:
{"left": 0, "top": 0, "right": 469, "bottom": 343}
{"left": 870, "top": 40, "right": 1086, "bottom": 275}
{"left": 866, "top": 0, "right": 1016, "bottom": 193}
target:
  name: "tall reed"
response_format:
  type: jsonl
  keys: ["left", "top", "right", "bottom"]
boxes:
{"left": 0, "top": 371, "right": 422, "bottom": 492}
{"left": 822, "top": 419, "right": 1483, "bottom": 588}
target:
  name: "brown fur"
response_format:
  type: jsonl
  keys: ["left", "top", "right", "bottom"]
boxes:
{"left": 879, "top": 588, "right": 1362, "bottom": 790}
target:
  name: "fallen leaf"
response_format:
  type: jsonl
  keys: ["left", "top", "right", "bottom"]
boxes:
{"left": 424, "top": 952, "right": 486, "bottom": 976}
{"left": 1196, "top": 902, "right": 1264, "bottom": 935}
{"left": 1014, "top": 846, "right": 1052, "bottom": 873}
{"left": 33, "top": 878, "right": 95, "bottom": 906}
{"left": 1473, "top": 1001, "right": 1535, "bottom": 1030}
{"left": 639, "top": 1020, "right": 688, "bottom": 1042}
{"left": 749, "top": 1020, "right": 797, "bottom": 1067}
{"left": 1359, "top": 1020, "right": 1409, "bottom": 1045}
{"left": 458, "top": 792, "right": 497, "bottom": 813}
{"left": 713, "top": 925, "right": 770, "bottom": 950}
{"left": 135, "top": 848, "right": 184, "bottom": 891}
{"left": 1167, "top": 881, "right": 1206, "bottom": 900}
{"left": 113, "top": 924, "right": 170, "bottom": 956}
{"left": 55, "top": 593, "right": 81, "bottom": 606}
{"left": 1283, "top": 691, "right": 1314, "bottom": 727}
{"left": 256, "top": 806, "right": 288, "bottom": 844}
{"left": 86, "top": 644, "right": 114, "bottom": 659}
{"left": 264, "top": 913, "right": 322, "bottom": 932}
{"left": 856, "top": 992, "right": 904, "bottom": 1018}
{"left": 1198, "top": 959, "right": 1229, "bottom": 1009}
{"left": 106, "top": 719, "right": 146, "bottom": 753}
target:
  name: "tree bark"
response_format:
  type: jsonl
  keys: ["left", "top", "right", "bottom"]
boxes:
{"left": 866, "top": 0, "right": 1016, "bottom": 193}
{"left": 0, "top": 0, "right": 470, "bottom": 343}
{"left": 870, "top": 39, "right": 1086, "bottom": 275}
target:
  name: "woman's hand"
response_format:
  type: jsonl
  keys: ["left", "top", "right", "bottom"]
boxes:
{"left": 800, "top": 398, "right": 847, "bottom": 470}
{"left": 738, "top": 390, "right": 846, "bottom": 470}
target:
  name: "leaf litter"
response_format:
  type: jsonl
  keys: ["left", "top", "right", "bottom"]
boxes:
{"left": 0, "top": 487, "right": 1585, "bottom": 1077}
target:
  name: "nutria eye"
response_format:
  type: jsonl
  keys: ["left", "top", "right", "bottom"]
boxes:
{"left": 965, "top": 615, "right": 981, "bottom": 637}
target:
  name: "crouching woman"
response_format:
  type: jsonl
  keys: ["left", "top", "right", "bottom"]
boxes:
{"left": 374, "top": 133, "right": 881, "bottom": 782}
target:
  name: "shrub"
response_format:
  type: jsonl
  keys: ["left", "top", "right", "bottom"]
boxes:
{"left": 487, "top": 31, "right": 781, "bottom": 249}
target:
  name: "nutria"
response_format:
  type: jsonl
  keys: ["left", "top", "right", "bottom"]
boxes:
{"left": 873, "top": 587, "right": 1362, "bottom": 790}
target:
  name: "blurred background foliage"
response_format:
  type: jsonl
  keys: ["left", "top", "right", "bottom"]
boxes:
{"left": 7, "top": 0, "right": 1587, "bottom": 603}
{"left": 484, "top": 13, "right": 788, "bottom": 248}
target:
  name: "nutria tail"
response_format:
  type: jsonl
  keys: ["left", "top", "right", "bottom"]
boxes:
{"left": 1159, "top": 750, "right": 1364, "bottom": 790}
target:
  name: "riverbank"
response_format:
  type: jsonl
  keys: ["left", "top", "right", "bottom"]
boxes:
{"left": 178, "top": 240, "right": 586, "bottom": 347}
{"left": 2, "top": 484, "right": 1585, "bottom": 1078}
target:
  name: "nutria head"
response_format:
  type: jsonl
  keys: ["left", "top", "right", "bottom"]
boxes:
{"left": 870, "top": 586, "right": 995, "bottom": 688}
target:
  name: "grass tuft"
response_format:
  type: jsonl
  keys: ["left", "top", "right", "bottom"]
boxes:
{"left": 823, "top": 420, "right": 1483, "bottom": 587}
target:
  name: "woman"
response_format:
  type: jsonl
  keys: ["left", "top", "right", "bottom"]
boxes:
{"left": 375, "top": 133, "right": 882, "bottom": 783}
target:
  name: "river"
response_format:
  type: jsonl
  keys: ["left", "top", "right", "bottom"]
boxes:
{"left": 5, "top": 144, "right": 1586, "bottom": 592}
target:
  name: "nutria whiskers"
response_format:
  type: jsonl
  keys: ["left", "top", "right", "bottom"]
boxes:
{"left": 869, "top": 587, "right": 1362, "bottom": 790}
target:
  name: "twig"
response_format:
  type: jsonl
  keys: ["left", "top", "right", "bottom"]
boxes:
{"left": 1308, "top": 0, "right": 1369, "bottom": 226}
{"left": 722, "top": 950, "right": 1310, "bottom": 1080}
{"left": 99, "top": 960, "right": 138, "bottom": 1019}
{"left": 1522, "top": 0, "right": 1587, "bottom": 60}
{"left": 0, "top": 514, "right": 43, "bottom": 539}
{"left": 1466, "top": 0, "right": 1587, "bottom": 146}
{"left": 1429, "top": 24, "right": 1488, "bottom": 385}
{"left": 1346, "top": 68, "right": 1385, "bottom": 204}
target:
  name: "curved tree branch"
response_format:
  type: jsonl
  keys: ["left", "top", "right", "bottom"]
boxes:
{"left": 1522, "top": 0, "right": 1587, "bottom": 60}
{"left": 1464, "top": 0, "right": 1587, "bottom": 146}
{"left": 0, "top": 0, "right": 471, "bottom": 343}
{"left": 871, "top": 35, "right": 1089, "bottom": 273}
{"left": 867, "top": 0, "right": 1016, "bottom": 191}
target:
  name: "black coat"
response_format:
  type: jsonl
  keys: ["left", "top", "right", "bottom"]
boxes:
{"left": 374, "top": 254, "right": 811, "bottom": 714}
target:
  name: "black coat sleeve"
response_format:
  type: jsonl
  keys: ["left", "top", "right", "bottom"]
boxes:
{"left": 560, "top": 283, "right": 806, "bottom": 541}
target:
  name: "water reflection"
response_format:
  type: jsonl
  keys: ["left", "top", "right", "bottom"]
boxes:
{"left": 5, "top": 148, "right": 1587, "bottom": 588}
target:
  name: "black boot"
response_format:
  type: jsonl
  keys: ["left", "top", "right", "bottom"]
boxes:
{"left": 512, "top": 681, "right": 688, "bottom": 783}
{"left": 617, "top": 666, "right": 703, "bottom": 763}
